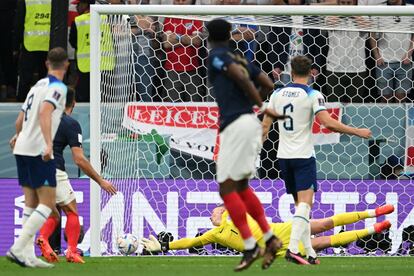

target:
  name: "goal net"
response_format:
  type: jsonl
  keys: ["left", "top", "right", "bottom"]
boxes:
{"left": 88, "top": 5, "right": 414, "bottom": 256}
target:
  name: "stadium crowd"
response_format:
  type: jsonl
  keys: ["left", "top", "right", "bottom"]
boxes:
{"left": 0, "top": 0, "right": 413, "bottom": 103}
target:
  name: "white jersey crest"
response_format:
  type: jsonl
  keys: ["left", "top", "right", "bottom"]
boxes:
{"left": 268, "top": 83, "right": 326, "bottom": 159}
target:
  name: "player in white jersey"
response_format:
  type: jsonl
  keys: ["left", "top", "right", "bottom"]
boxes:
{"left": 7, "top": 47, "right": 69, "bottom": 268}
{"left": 263, "top": 56, "right": 372, "bottom": 265}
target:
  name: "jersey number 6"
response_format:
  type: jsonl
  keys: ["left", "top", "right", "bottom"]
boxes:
{"left": 283, "top": 103, "right": 294, "bottom": 131}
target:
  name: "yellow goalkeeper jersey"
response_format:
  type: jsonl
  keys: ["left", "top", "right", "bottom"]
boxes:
{"left": 169, "top": 211, "right": 297, "bottom": 257}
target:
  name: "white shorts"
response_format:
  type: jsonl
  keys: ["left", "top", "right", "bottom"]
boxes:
{"left": 56, "top": 169, "right": 76, "bottom": 206}
{"left": 216, "top": 114, "right": 262, "bottom": 183}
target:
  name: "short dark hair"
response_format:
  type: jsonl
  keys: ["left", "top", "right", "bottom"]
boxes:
{"left": 66, "top": 86, "right": 76, "bottom": 108}
{"left": 47, "top": 47, "right": 68, "bottom": 70}
{"left": 291, "top": 55, "right": 312, "bottom": 77}
{"left": 206, "top": 19, "right": 232, "bottom": 43}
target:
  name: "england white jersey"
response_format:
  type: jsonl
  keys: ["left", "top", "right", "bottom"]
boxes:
{"left": 268, "top": 83, "right": 326, "bottom": 159}
{"left": 13, "top": 75, "right": 67, "bottom": 157}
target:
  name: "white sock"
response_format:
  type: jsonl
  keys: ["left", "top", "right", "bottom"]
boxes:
{"left": 367, "top": 209, "right": 376, "bottom": 217}
{"left": 21, "top": 207, "right": 36, "bottom": 258}
{"left": 244, "top": 237, "right": 256, "bottom": 251}
{"left": 263, "top": 230, "right": 274, "bottom": 242}
{"left": 288, "top": 202, "right": 310, "bottom": 254}
{"left": 301, "top": 218, "right": 317, "bottom": 258}
{"left": 367, "top": 226, "right": 376, "bottom": 235}
{"left": 11, "top": 204, "right": 51, "bottom": 253}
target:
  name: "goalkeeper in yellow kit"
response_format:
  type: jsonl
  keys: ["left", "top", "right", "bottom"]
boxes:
{"left": 140, "top": 204, "right": 393, "bottom": 258}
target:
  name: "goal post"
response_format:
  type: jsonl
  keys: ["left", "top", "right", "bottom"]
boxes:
{"left": 89, "top": 4, "right": 414, "bottom": 257}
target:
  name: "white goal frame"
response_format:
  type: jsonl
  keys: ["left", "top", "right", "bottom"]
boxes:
{"left": 89, "top": 4, "right": 414, "bottom": 257}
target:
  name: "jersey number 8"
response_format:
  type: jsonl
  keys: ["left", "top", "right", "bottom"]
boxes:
{"left": 23, "top": 94, "right": 34, "bottom": 121}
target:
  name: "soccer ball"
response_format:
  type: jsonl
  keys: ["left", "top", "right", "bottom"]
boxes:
{"left": 117, "top": 234, "right": 139, "bottom": 255}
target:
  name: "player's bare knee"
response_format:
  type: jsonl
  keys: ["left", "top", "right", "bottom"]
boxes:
{"left": 61, "top": 200, "right": 78, "bottom": 215}
{"left": 219, "top": 179, "right": 237, "bottom": 196}
{"left": 235, "top": 179, "right": 249, "bottom": 192}
{"left": 50, "top": 207, "right": 61, "bottom": 220}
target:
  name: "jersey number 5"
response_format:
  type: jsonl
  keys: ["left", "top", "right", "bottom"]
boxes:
{"left": 283, "top": 103, "right": 294, "bottom": 131}
{"left": 23, "top": 94, "right": 34, "bottom": 121}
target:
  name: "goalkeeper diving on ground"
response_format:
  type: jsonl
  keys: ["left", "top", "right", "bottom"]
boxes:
{"left": 140, "top": 204, "right": 394, "bottom": 259}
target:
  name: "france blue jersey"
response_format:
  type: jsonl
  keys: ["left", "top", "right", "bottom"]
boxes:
{"left": 53, "top": 113, "right": 83, "bottom": 171}
{"left": 208, "top": 46, "right": 261, "bottom": 131}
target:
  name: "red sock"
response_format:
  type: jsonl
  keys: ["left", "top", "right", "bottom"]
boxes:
{"left": 222, "top": 192, "right": 252, "bottom": 239}
{"left": 238, "top": 187, "right": 270, "bottom": 233}
{"left": 65, "top": 211, "right": 81, "bottom": 251}
{"left": 40, "top": 216, "right": 59, "bottom": 240}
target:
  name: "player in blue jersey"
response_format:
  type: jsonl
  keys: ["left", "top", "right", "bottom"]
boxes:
{"left": 36, "top": 87, "right": 117, "bottom": 264}
{"left": 206, "top": 18, "right": 286, "bottom": 272}
{"left": 263, "top": 55, "right": 372, "bottom": 265}
{"left": 7, "top": 48, "right": 69, "bottom": 268}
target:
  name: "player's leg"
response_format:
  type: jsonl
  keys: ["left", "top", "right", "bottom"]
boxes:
{"left": 220, "top": 179, "right": 260, "bottom": 271}
{"left": 311, "top": 220, "right": 392, "bottom": 252}
{"left": 61, "top": 201, "right": 84, "bottom": 263}
{"left": 287, "top": 189, "right": 315, "bottom": 264}
{"left": 216, "top": 115, "right": 261, "bottom": 272}
{"left": 19, "top": 157, "right": 56, "bottom": 266}
{"left": 7, "top": 186, "right": 39, "bottom": 267}
{"left": 8, "top": 156, "right": 39, "bottom": 266}
{"left": 310, "top": 204, "right": 395, "bottom": 235}
{"left": 37, "top": 207, "right": 60, "bottom": 263}
{"left": 237, "top": 180, "right": 282, "bottom": 270}
{"left": 285, "top": 158, "right": 318, "bottom": 265}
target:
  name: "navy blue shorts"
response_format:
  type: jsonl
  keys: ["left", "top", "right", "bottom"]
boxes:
{"left": 15, "top": 155, "right": 57, "bottom": 189}
{"left": 279, "top": 157, "right": 317, "bottom": 194}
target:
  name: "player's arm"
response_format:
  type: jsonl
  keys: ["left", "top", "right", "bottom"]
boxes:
{"left": 254, "top": 71, "right": 275, "bottom": 100}
{"left": 316, "top": 110, "right": 372, "bottom": 139}
{"left": 141, "top": 229, "right": 218, "bottom": 253}
{"left": 227, "top": 62, "right": 263, "bottom": 106}
{"left": 262, "top": 114, "right": 274, "bottom": 142}
{"left": 9, "top": 111, "right": 24, "bottom": 149}
{"left": 39, "top": 101, "right": 55, "bottom": 161}
{"left": 71, "top": 146, "right": 117, "bottom": 195}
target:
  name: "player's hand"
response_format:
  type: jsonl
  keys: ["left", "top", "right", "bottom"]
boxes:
{"left": 100, "top": 179, "right": 117, "bottom": 195}
{"left": 140, "top": 235, "right": 161, "bottom": 252}
{"left": 376, "top": 57, "right": 385, "bottom": 66}
{"left": 9, "top": 134, "right": 18, "bottom": 150}
{"left": 402, "top": 55, "right": 412, "bottom": 65}
{"left": 356, "top": 128, "right": 372, "bottom": 139}
{"left": 42, "top": 144, "right": 53, "bottom": 161}
{"left": 272, "top": 68, "right": 282, "bottom": 80}
{"left": 311, "top": 68, "right": 319, "bottom": 80}
{"left": 263, "top": 108, "right": 287, "bottom": 120}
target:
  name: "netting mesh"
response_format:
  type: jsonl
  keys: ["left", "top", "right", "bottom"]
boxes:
{"left": 94, "top": 11, "right": 414, "bottom": 256}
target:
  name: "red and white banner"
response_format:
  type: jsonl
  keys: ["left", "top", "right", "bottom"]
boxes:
{"left": 122, "top": 102, "right": 343, "bottom": 160}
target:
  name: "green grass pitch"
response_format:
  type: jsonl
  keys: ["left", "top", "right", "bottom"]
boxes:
{"left": 1, "top": 256, "right": 413, "bottom": 276}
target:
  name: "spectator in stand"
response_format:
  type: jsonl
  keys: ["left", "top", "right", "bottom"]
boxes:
{"left": 14, "top": 0, "right": 52, "bottom": 102}
{"left": 69, "top": 0, "right": 115, "bottom": 102}
{"left": 216, "top": 0, "right": 258, "bottom": 63}
{"left": 161, "top": 0, "right": 204, "bottom": 102}
{"left": 0, "top": 0, "right": 17, "bottom": 101}
{"left": 69, "top": 0, "right": 94, "bottom": 102}
{"left": 67, "top": 0, "right": 80, "bottom": 88}
{"left": 268, "top": 0, "right": 326, "bottom": 87}
{"left": 369, "top": 0, "right": 414, "bottom": 103}
{"left": 325, "top": 0, "right": 370, "bottom": 103}
{"left": 130, "top": 12, "right": 158, "bottom": 101}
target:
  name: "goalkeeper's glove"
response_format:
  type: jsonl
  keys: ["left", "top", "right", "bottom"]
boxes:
{"left": 140, "top": 235, "right": 169, "bottom": 252}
